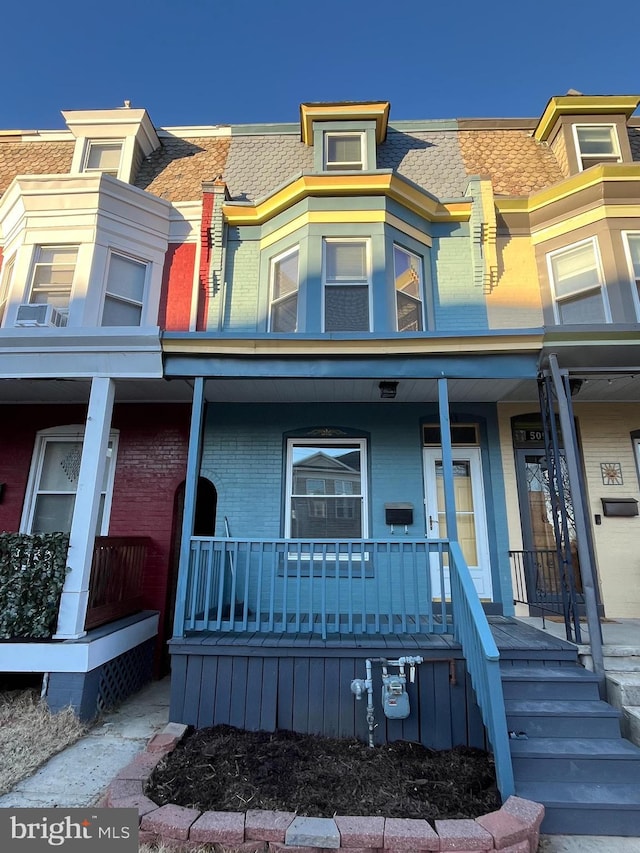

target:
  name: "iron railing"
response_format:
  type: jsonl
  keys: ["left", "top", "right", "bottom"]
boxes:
{"left": 85, "top": 536, "right": 149, "bottom": 630}
{"left": 510, "top": 548, "right": 582, "bottom": 641}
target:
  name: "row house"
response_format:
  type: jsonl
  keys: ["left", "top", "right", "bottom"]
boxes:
{"left": 2, "top": 93, "right": 640, "bottom": 832}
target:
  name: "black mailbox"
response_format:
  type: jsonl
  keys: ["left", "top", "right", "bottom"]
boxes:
{"left": 601, "top": 498, "right": 639, "bottom": 518}
{"left": 385, "top": 503, "right": 413, "bottom": 526}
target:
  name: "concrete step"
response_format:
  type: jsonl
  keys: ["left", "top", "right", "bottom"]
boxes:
{"left": 510, "top": 736, "right": 640, "bottom": 783}
{"left": 580, "top": 647, "right": 640, "bottom": 672}
{"left": 606, "top": 672, "right": 640, "bottom": 708}
{"left": 515, "top": 780, "right": 640, "bottom": 836}
{"left": 501, "top": 665, "right": 601, "bottom": 701}
{"left": 505, "top": 699, "right": 622, "bottom": 739}
{"left": 621, "top": 706, "right": 640, "bottom": 747}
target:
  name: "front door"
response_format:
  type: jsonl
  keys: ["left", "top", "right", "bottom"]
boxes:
{"left": 423, "top": 447, "right": 493, "bottom": 600}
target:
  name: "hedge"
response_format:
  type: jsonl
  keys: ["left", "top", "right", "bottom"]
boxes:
{"left": 0, "top": 533, "right": 70, "bottom": 640}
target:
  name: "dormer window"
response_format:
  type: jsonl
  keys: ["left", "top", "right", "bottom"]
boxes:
{"left": 573, "top": 124, "right": 621, "bottom": 171}
{"left": 324, "top": 133, "right": 365, "bottom": 171}
{"left": 83, "top": 140, "right": 123, "bottom": 177}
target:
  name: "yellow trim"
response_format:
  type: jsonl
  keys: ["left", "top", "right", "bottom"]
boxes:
{"left": 162, "top": 333, "right": 543, "bottom": 358}
{"left": 260, "top": 209, "right": 433, "bottom": 250}
{"left": 299, "top": 102, "right": 390, "bottom": 144}
{"left": 223, "top": 174, "right": 471, "bottom": 226}
{"left": 534, "top": 95, "right": 640, "bottom": 142}
{"left": 531, "top": 204, "right": 640, "bottom": 244}
{"left": 495, "top": 164, "right": 640, "bottom": 219}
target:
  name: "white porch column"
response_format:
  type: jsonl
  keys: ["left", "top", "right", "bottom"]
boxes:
{"left": 54, "top": 377, "right": 115, "bottom": 639}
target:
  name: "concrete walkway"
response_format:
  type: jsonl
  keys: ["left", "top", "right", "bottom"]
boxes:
{"left": 0, "top": 676, "right": 171, "bottom": 808}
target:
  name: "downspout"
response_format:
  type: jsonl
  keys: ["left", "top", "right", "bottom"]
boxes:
{"left": 547, "top": 354, "right": 605, "bottom": 682}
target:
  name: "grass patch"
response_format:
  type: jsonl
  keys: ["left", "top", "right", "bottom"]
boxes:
{"left": 0, "top": 686, "right": 86, "bottom": 795}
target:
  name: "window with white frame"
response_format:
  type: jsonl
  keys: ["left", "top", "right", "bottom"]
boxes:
{"left": 28, "top": 246, "right": 78, "bottom": 321}
{"left": 83, "top": 140, "right": 123, "bottom": 177}
{"left": 324, "top": 133, "right": 365, "bottom": 171}
{"left": 573, "top": 125, "right": 621, "bottom": 171}
{"left": 547, "top": 238, "right": 609, "bottom": 324}
{"left": 269, "top": 246, "right": 299, "bottom": 332}
{"left": 323, "top": 239, "right": 370, "bottom": 332}
{"left": 286, "top": 439, "right": 367, "bottom": 539}
{"left": 23, "top": 429, "right": 117, "bottom": 535}
{"left": 623, "top": 232, "right": 640, "bottom": 319}
{"left": 0, "top": 253, "right": 15, "bottom": 326}
{"left": 101, "top": 252, "right": 147, "bottom": 326}
{"left": 394, "top": 244, "right": 424, "bottom": 331}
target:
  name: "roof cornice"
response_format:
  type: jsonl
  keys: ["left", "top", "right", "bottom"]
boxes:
{"left": 299, "top": 102, "right": 390, "bottom": 145}
{"left": 534, "top": 95, "right": 640, "bottom": 142}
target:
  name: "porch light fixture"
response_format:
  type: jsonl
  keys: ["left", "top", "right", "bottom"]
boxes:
{"left": 379, "top": 381, "right": 398, "bottom": 399}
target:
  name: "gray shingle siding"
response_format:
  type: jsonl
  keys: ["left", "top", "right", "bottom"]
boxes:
{"left": 378, "top": 130, "right": 468, "bottom": 199}
{"left": 224, "top": 135, "right": 312, "bottom": 202}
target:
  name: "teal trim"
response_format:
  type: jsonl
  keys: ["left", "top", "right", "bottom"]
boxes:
{"left": 312, "top": 120, "right": 378, "bottom": 172}
{"left": 230, "top": 123, "right": 300, "bottom": 135}
{"left": 164, "top": 352, "right": 539, "bottom": 380}
{"left": 172, "top": 377, "right": 206, "bottom": 638}
{"left": 438, "top": 379, "right": 458, "bottom": 540}
{"left": 388, "top": 120, "right": 459, "bottom": 132}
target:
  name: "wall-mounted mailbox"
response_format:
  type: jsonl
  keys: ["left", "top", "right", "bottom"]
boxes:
{"left": 601, "top": 498, "right": 639, "bottom": 518}
{"left": 385, "top": 503, "right": 414, "bottom": 526}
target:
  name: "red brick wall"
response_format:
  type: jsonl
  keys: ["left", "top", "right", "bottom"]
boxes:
{"left": 0, "top": 402, "right": 191, "bottom": 670}
{"left": 158, "top": 243, "right": 196, "bottom": 331}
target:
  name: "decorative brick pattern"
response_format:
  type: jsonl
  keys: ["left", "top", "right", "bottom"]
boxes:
{"left": 106, "top": 724, "right": 544, "bottom": 853}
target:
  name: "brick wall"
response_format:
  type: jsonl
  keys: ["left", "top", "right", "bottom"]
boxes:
{"left": 0, "top": 402, "right": 190, "bottom": 668}
{"left": 159, "top": 243, "right": 196, "bottom": 331}
{"left": 220, "top": 239, "right": 261, "bottom": 331}
{"left": 432, "top": 236, "right": 489, "bottom": 330}
{"left": 487, "top": 236, "right": 544, "bottom": 329}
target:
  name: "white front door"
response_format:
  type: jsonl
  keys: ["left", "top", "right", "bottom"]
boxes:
{"left": 423, "top": 447, "right": 493, "bottom": 600}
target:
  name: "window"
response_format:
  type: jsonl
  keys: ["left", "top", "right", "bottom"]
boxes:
{"left": 324, "top": 133, "right": 365, "bottom": 171}
{"left": 323, "top": 239, "right": 370, "bottom": 331}
{"left": 269, "top": 247, "right": 299, "bottom": 332}
{"left": 24, "top": 430, "right": 117, "bottom": 535}
{"left": 547, "top": 238, "right": 609, "bottom": 324}
{"left": 0, "top": 254, "right": 15, "bottom": 325}
{"left": 101, "top": 253, "right": 147, "bottom": 326}
{"left": 623, "top": 233, "right": 640, "bottom": 319}
{"left": 83, "top": 141, "right": 123, "bottom": 177}
{"left": 286, "top": 439, "right": 367, "bottom": 538}
{"left": 28, "top": 246, "right": 77, "bottom": 321}
{"left": 394, "top": 245, "right": 424, "bottom": 331}
{"left": 573, "top": 125, "right": 621, "bottom": 171}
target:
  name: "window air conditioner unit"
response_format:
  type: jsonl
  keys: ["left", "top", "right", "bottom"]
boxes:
{"left": 15, "top": 304, "right": 67, "bottom": 327}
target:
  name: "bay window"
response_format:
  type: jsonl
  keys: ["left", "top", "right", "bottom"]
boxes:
{"left": 394, "top": 244, "right": 424, "bottom": 331}
{"left": 101, "top": 252, "right": 147, "bottom": 326}
{"left": 323, "top": 239, "right": 370, "bottom": 332}
{"left": 547, "top": 238, "right": 609, "bottom": 324}
{"left": 269, "top": 246, "right": 299, "bottom": 332}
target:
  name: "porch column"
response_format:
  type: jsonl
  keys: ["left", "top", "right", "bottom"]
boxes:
{"left": 172, "top": 376, "right": 206, "bottom": 637}
{"left": 54, "top": 377, "right": 115, "bottom": 639}
{"left": 548, "top": 355, "right": 605, "bottom": 680}
{"left": 437, "top": 378, "right": 458, "bottom": 539}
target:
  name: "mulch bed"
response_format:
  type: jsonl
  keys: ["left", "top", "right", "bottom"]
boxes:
{"left": 145, "top": 725, "right": 500, "bottom": 823}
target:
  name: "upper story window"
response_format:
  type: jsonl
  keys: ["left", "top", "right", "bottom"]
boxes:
{"left": 324, "top": 133, "right": 365, "bottom": 171}
{"left": 323, "top": 239, "right": 371, "bottom": 332}
{"left": 394, "top": 245, "right": 424, "bottom": 331}
{"left": 269, "top": 246, "right": 299, "bottom": 332}
{"left": 573, "top": 124, "right": 621, "bottom": 171}
{"left": 0, "top": 254, "right": 15, "bottom": 325}
{"left": 547, "top": 237, "right": 610, "bottom": 324}
{"left": 83, "top": 140, "right": 124, "bottom": 177}
{"left": 101, "top": 252, "right": 147, "bottom": 326}
{"left": 623, "top": 232, "right": 640, "bottom": 319}
{"left": 26, "top": 246, "right": 78, "bottom": 325}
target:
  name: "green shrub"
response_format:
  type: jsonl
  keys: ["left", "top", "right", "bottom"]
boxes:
{"left": 0, "top": 533, "right": 70, "bottom": 640}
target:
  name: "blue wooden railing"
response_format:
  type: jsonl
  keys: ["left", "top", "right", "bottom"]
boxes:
{"left": 449, "top": 541, "right": 514, "bottom": 799}
{"left": 178, "top": 537, "right": 451, "bottom": 639}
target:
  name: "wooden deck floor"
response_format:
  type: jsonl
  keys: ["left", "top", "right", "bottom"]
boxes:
{"left": 172, "top": 616, "right": 577, "bottom": 660}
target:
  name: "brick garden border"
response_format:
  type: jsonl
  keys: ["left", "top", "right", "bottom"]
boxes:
{"left": 103, "top": 724, "right": 544, "bottom": 853}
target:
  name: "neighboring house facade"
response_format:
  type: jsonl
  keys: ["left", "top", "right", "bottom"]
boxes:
{"left": 1, "top": 94, "right": 640, "bottom": 768}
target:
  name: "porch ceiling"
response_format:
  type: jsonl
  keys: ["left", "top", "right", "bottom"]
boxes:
{"left": 0, "top": 377, "right": 194, "bottom": 404}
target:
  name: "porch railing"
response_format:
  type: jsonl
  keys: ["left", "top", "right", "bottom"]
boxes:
{"left": 84, "top": 536, "right": 149, "bottom": 631}
{"left": 449, "top": 541, "right": 514, "bottom": 799}
{"left": 178, "top": 537, "right": 451, "bottom": 639}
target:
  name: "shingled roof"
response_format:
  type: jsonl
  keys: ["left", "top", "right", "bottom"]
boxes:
{"left": 134, "top": 135, "right": 231, "bottom": 202}
{"left": 0, "top": 140, "right": 74, "bottom": 196}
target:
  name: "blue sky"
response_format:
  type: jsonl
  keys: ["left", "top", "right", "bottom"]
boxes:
{"left": 4, "top": 0, "right": 639, "bottom": 130}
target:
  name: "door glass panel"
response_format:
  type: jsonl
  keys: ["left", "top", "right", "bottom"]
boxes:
{"left": 435, "top": 460, "right": 478, "bottom": 566}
